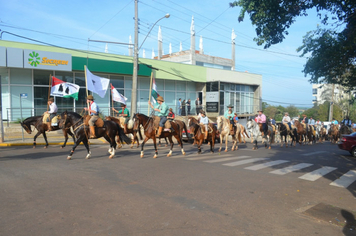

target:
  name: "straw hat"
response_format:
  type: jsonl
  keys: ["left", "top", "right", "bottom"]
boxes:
{"left": 156, "top": 96, "right": 164, "bottom": 102}
{"left": 48, "top": 97, "right": 54, "bottom": 102}
{"left": 87, "top": 95, "right": 94, "bottom": 100}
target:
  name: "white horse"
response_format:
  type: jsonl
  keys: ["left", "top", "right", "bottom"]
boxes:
{"left": 246, "top": 119, "right": 274, "bottom": 150}
{"left": 216, "top": 116, "right": 241, "bottom": 152}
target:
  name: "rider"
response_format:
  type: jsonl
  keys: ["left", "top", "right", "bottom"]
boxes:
{"left": 148, "top": 95, "right": 169, "bottom": 137}
{"left": 308, "top": 116, "right": 316, "bottom": 125}
{"left": 342, "top": 116, "right": 352, "bottom": 128}
{"left": 282, "top": 112, "right": 292, "bottom": 130}
{"left": 167, "top": 108, "right": 175, "bottom": 120}
{"left": 256, "top": 110, "right": 267, "bottom": 137}
{"left": 112, "top": 103, "right": 130, "bottom": 133}
{"left": 331, "top": 119, "right": 339, "bottom": 125}
{"left": 233, "top": 113, "right": 239, "bottom": 124}
{"left": 84, "top": 95, "right": 100, "bottom": 139}
{"left": 302, "top": 114, "right": 309, "bottom": 133}
{"left": 44, "top": 97, "right": 58, "bottom": 131}
{"left": 224, "top": 104, "right": 235, "bottom": 133}
{"left": 199, "top": 110, "right": 209, "bottom": 140}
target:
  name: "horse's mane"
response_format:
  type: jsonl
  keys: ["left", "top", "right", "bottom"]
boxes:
{"left": 23, "top": 116, "right": 42, "bottom": 124}
{"left": 66, "top": 111, "right": 82, "bottom": 119}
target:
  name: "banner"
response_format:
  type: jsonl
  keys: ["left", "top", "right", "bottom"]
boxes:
{"left": 111, "top": 84, "right": 127, "bottom": 105}
{"left": 50, "top": 76, "right": 79, "bottom": 100}
{"left": 86, "top": 67, "right": 110, "bottom": 98}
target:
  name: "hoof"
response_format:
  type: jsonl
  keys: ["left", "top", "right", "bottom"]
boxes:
{"left": 140, "top": 154, "right": 144, "bottom": 158}
{"left": 33, "top": 146, "right": 36, "bottom": 149}
{"left": 109, "top": 155, "right": 114, "bottom": 159}
{"left": 67, "top": 156, "right": 72, "bottom": 160}
{"left": 153, "top": 154, "right": 158, "bottom": 158}
{"left": 268, "top": 147, "right": 271, "bottom": 149}
{"left": 224, "top": 149, "right": 228, "bottom": 152}
{"left": 60, "top": 146, "right": 64, "bottom": 149}
{"left": 167, "top": 153, "right": 172, "bottom": 157}
{"left": 218, "top": 148, "right": 222, "bottom": 152}
{"left": 85, "top": 155, "right": 90, "bottom": 159}
{"left": 182, "top": 152, "right": 186, "bottom": 155}
{"left": 165, "top": 144, "right": 168, "bottom": 147}
{"left": 44, "top": 146, "right": 48, "bottom": 149}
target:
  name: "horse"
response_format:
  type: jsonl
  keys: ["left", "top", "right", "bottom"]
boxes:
{"left": 339, "top": 124, "right": 351, "bottom": 137}
{"left": 132, "top": 113, "right": 186, "bottom": 158}
{"left": 294, "top": 120, "right": 313, "bottom": 145}
{"left": 216, "top": 116, "right": 241, "bottom": 152}
{"left": 105, "top": 116, "right": 143, "bottom": 148}
{"left": 187, "top": 116, "right": 217, "bottom": 154}
{"left": 20, "top": 115, "right": 75, "bottom": 148}
{"left": 315, "top": 124, "right": 326, "bottom": 143}
{"left": 237, "top": 123, "right": 250, "bottom": 144}
{"left": 328, "top": 124, "right": 340, "bottom": 144}
{"left": 58, "top": 111, "right": 131, "bottom": 160}
{"left": 158, "top": 119, "right": 190, "bottom": 147}
{"left": 276, "top": 122, "right": 297, "bottom": 147}
{"left": 246, "top": 119, "right": 274, "bottom": 150}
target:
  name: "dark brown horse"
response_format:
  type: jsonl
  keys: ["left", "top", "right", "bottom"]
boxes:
{"left": 328, "top": 124, "right": 340, "bottom": 144}
{"left": 59, "top": 111, "right": 131, "bottom": 160}
{"left": 276, "top": 122, "right": 297, "bottom": 147}
{"left": 187, "top": 116, "right": 216, "bottom": 153}
{"left": 20, "top": 115, "right": 75, "bottom": 148}
{"left": 294, "top": 120, "right": 313, "bottom": 145}
{"left": 105, "top": 116, "right": 143, "bottom": 148}
{"left": 132, "top": 113, "right": 186, "bottom": 158}
{"left": 158, "top": 119, "right": 190, "bottom": 147}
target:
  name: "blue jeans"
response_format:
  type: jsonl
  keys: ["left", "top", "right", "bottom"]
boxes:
{"left": 159, "top": 116, "right": 167, "bottom": 127}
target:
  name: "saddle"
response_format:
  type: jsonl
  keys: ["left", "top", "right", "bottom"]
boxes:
{"left": 283, "top": 123, "right": 290, "bottom": 131}
{"left": 153, "top": 116, "right": 172, "bottom": 131}
{"left": 84, "top": 115, "right": 104, "bottom": 128}
{"left": 271, "top": 124, "right": 276, "bottom": 132}
{"left": 42, "top": 114, "right": 59, "bottom": 126}
{"left": 199, "top": 124, "right": 213, "bottom": 133}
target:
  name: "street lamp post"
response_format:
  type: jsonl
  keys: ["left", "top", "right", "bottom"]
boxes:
{"left": 130, "top": 0, "right": 169, "bottom": 115}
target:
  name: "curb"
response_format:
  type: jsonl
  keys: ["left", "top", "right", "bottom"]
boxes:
{"left": 0, "top": 142, "right": 106, "bottom": 147}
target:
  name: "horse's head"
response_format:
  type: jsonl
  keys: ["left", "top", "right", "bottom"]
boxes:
{"left": 20, "top": 121, "right": 31, "bottom": 134}
{"left": 216, "top": 116, "right": 223, "bottom": 129}
{"left": 132, "top": 113, "right": 140, "bottom": 131}
{"left": 246, "top": 119, "right": 253, "bottom": 129}
{"left": 58, "top": 110, "right": 69, "bottom": 129}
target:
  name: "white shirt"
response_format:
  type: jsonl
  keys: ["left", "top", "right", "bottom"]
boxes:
{"left": 200, "top": 116, "right": 209, "bottom": 125}
{"left": 282, "top": 115, "right": 291, "bottom": 124}
{"left": 49, "top": 103, "right": 58, "bottom": 114}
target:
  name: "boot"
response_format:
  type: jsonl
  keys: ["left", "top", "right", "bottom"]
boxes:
{"left": 205, "top": 130, "right": 208, "bottom": 140}
{"left": 89, "top": 126, "right": 96, "bottom": 139}
{"left": 229, "top": 124, "right": 234, "bottom": 135}
{"left": 156, "top": 127, "right": 163, "bottom": 138}
{"left": 47, "top": 122, "right": 52, "bottom": 131}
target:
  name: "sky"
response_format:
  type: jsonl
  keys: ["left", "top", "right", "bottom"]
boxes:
{"left": 0, "top": 0, "right": 323, "bottom": 107}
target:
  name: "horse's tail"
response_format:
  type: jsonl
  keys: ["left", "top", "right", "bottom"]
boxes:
{"left": 117, "top": 124, "right": 132, "bottom": 144}
{"left": 182, "top": 121, "right": 190, "bottom": 142}
{"left": 137, "top": 125, "right": 143, "bottom": 140}
{"left": 243, "top": 126, "right": 250, "bottom": 138}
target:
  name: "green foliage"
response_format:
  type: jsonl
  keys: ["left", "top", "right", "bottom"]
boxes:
{"left": 230, "top": 0, "right": 356, "bottom": 88}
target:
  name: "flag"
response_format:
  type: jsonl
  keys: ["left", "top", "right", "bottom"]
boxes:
{"left": 111, "top": 84, "right": 127, "bottom": 105}
{"left": 50, "top": 76, "right": 80, "bottom": 100}
{"left": 151, "top": 76, "right": 160, "bottom": 103}
{"left": 86, "top": 67, "right": 110, "bottom": 98}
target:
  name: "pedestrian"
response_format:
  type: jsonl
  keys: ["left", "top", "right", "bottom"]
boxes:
{"left": 177, "top": 98, "right": 182, "bottom": 116}
{"left": 186, "top": 99, "right": 191, "bottom": 115}
{"left": 182, "top": 99, "right": 186, "bottom": 116}
{"left": 148, "top": 96, "right": 169, "bottom": 137}
{"left": 112, "top": 103, "right": 130, "bottom": 133}
{"left": 84, "top": 95, "right": 100, "bottom": 138}
{"left": 44, "top": 97, "right": 58, "bottom": 131}
{"left": 195, "top": 97, "right": 201, "bottom": 115}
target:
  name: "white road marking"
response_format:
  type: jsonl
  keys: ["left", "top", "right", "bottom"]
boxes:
{"left": 270, "top": 163, "right": 313, "bottom": 175}
{"left": 330, "top": 170, "right": 356, "bottom": 188}
{"left": 298, "top": 166, "right": 337, "bottom": 181}
{"left": 205, "top": 156, "right": 251, "bottom": 163}
{"left": 244, "top": 160, "right": 290, "bottom": 171}
{"left": 302, "top": 151, "right": 327, "bottom": 156}
{"left": 186, "top": 156, "right": 219, "bottom": 161}
{"left": 223, "top": 158, "right": 269, "bottom": 167}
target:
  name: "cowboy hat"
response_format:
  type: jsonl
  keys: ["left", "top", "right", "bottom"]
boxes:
{"left": 227, "top": 104, "right": 234, "bottom": 108}
{"left": 48, "top": 97, "right": 54, "bottom": 102}
{"left": 120, "top": 103, "right": 126, "bottom": 107}
{"left": 86, "top": 95, "right": 94, "bottom": 100}
{"left": 156, "top": 96, "right": 164, "bottom": 102}
{"left": 285, "top": 112, "right": 289, "bottom": 115}
{"left": 257, "top": 110, "right": 263, "bottom": 112}
{"left": 302, "top": 114, "right": 307, "bottom": 116}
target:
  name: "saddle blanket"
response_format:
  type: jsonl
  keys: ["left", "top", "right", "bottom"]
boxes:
{"left": 84, "top": 115, "right": 104, "bottom": 128}
{"left": 42, "top": 114, "right": 58, "bottom": 125}
{"left": 153, "top": 116, "right": 172, "bottom": 129}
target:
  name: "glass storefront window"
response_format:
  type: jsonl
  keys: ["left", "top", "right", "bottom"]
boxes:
{"left": 164, "top": 91, "right": 176, "bottom": 112}
{"left": 155, "top": 79, "right": 164, "bottom": 91}
{"left": 176, "top": 81, "right": 186, "bottom": 91}
{"left": 138, "top": 77, "right": 150, "bottom": 89}
{"left": 111, "top": 75, "right": 124, "bottom": 88}
{"left": 165, "top": 80, "right": 175, "bottom": 90}
{"left": 54, "top": 71, "right": 73, "bottom": 83}
{"left": 0, "top": 68, "right": 9, "bottom": 84}
{"left": 11, "top": 68, "right": 32, "bottom": 85}
{"left": 236, "top": 84, "right": 240, "bottom": 91}
{"left": 187, "top": 82, "right": 196, "bottom": 92}
{"left": 1, "top": 85, "right": 9, "bottom": 118}
{"left": 125, "top": 76, "right": 132, "bottom": 89}
{"left": 34, "top": 70, "right": 52, "bottom": 85}
{"left": 34, "top": 87, "right": 48, "bottom": 116}
{"left": 10, "top": 86, "right": 33, "bottom": 119}
{"left": 74, "top": 72, "right": 85, "bottom": 86}
{"left": 206, "top": 82, "right": 219, "bottom": 92}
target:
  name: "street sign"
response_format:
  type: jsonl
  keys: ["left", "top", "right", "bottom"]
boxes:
{"left": 20, "top": 93, "right": 27, "bottom": 99}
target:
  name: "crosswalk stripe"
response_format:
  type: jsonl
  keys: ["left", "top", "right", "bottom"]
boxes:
{"left": 205, "top": 156, "right": 251, "bottom": 163}
{"left": 244, "top": 160, "right": 290, "bottom": 171}
{"left": 186, "top": 156, "right": 219, "bottom": 161}
{"left": 329, "top": 170, "right": 356, "bottom": 188}
{"left": 302, "top": 151, "right": 327, "bottom": 156}
{"left": 223, "top": 158, "right": 269, "bottom": 167}
{"left": 270, "top": 163, "right": 313, "bottom": 175}
{"left": 298, "top": 166, "right": 337, "bottom": 181}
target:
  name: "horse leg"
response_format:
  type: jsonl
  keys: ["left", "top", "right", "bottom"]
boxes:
{"left": 42, "top": 131, "right": 49, "bottom": 149}
{"left": 82, "top": 139, "right": 91, "bottom": 159}
{"left": 218, "top": 134, "right": 223, "bottom": 152}
{"left": 167, "top": 136, "right": 174, "bottom": 157}
{"left": 165, "top": 137, "right": 168, "bottom": 147}
{"left": 153, "top": 137, "right": 159, "bottom": 158}
{"left": 140, "top": 136, "right": 150, "bottom": 158}
{"left": 174, "top": 134, "right": 185, "bottom": 155}
{"left": 32, "top": 130, "right": 42, "bottom": 148}
{"left": 63, "top": 129, "right": 75, "bottom": 148}
{"left": 224, "top": 134, "right": 229, "bottom": 152}
{"left": 67, "top": 137, "right": 84, "bottom": 160}
{"left": 197, "top": 139, "right": 203, "bottom": 154}
{"left": 104, "top": 134, "right": 115, "bottom": 159}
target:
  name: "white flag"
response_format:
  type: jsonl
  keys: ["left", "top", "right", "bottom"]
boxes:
{"left": 111, "top": 84, "right": 127, "bottom": 105}
{"left": 86, "top": 67, "right": 110, "bottom": 98}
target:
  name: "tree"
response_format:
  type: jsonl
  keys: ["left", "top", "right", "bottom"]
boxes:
{"left": 230, "top": 0, "right": 356, "bottom": 88}
{"left": 285, "top": 105, "right": 299, "bottom": 118}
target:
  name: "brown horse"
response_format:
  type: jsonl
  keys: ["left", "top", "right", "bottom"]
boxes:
{"left": 257, "top": 123, "right": 275, "bottom": 149}
{"left": 158, "top": 119, "right": 190, "bottom": 147}
{"left": 187, "top": 116, "right": 217, "bottom": 153}
{"left": 294, "top": 120, "right": 313, "bottom": 145}
{"left": 59, "top": 111, "right": 131, "bottom": 160}
{"left": 20, "top": 115, "right": 75, "bottom": 148}
{"left": 237, "top": 123, "right": 250, "bottom": 144}
{"left": 105, "top": 116, "right": 143, "bottom": 148}
{"left": 328, "top": 124, "right": 340, "bottom": 144}
{"left": 132, "top": 113, "right": 186, "bottom": 158}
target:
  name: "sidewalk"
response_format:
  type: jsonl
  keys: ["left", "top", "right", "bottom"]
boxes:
{"left": 0, "top": 123, "right": 111, "bottom": 147}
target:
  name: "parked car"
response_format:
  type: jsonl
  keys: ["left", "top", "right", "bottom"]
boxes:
{"left": 338, "top": 133, "right": 356, "bottom": 157}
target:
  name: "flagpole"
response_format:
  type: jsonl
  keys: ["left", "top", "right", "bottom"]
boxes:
{"left": 110, "top": 83, "right": 114, "bottom": 116}
{"left": 148, "top": 72, "right": 153, "bottom": 116}
{"left": 84, "top": 65, "right": 90, "bottom": 115}
{"left": 47, "top": 74, "right": 52, "bottom": 112}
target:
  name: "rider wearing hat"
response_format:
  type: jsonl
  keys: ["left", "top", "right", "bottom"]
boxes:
{"left": 84, "top": 95, "right": 100, "bottom": 138}
{"left": 199, "top": 110, "right": 209, "bottom": 140}
{"left": 112, "top": 103, "right": 130, "bottom": 133}
{"left": 224, "top": 104, "right": 235, "bottom": 134}
{"left": 256, "top": 110, "right": 268, "bottom": 137}
{"left": 44, "top": 97, "right": 58, "bottom": 131}
{"left": 282, "top": 112, "right": 292, "bottom": 130}
{"left": 149, "top": 96, "right": 169, "bottom": 137}
{"left": 302, "top": 114, "right": 309, "bottom": 133}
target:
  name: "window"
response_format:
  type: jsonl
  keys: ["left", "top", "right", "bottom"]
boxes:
{"left": 11, "top": 68, "right": 32, "bottom": 85}
{"left": 206, "top": 82, "right": 218, "bottom": 92}
{"left": 34, "top": 70, "right": 52, "bottom": 85}
{"left": 312, "top": 88, "right": 317, "bottom": 94}
{"left": 54, "top": 71, "right": 73, "bottom": 83}
{"left": 110, "top": 75, "right": 124, "bottom": 88}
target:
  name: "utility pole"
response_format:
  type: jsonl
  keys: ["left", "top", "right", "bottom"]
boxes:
{"left": 131, "top": 0, "right": 139, "bottom": 115}
{"left": 329, "top": 83, "right": 335, "bottom": 121}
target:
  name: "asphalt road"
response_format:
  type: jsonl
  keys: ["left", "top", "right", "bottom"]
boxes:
{"left": 0, "top": 140, "right": 355, "bottom": 236}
